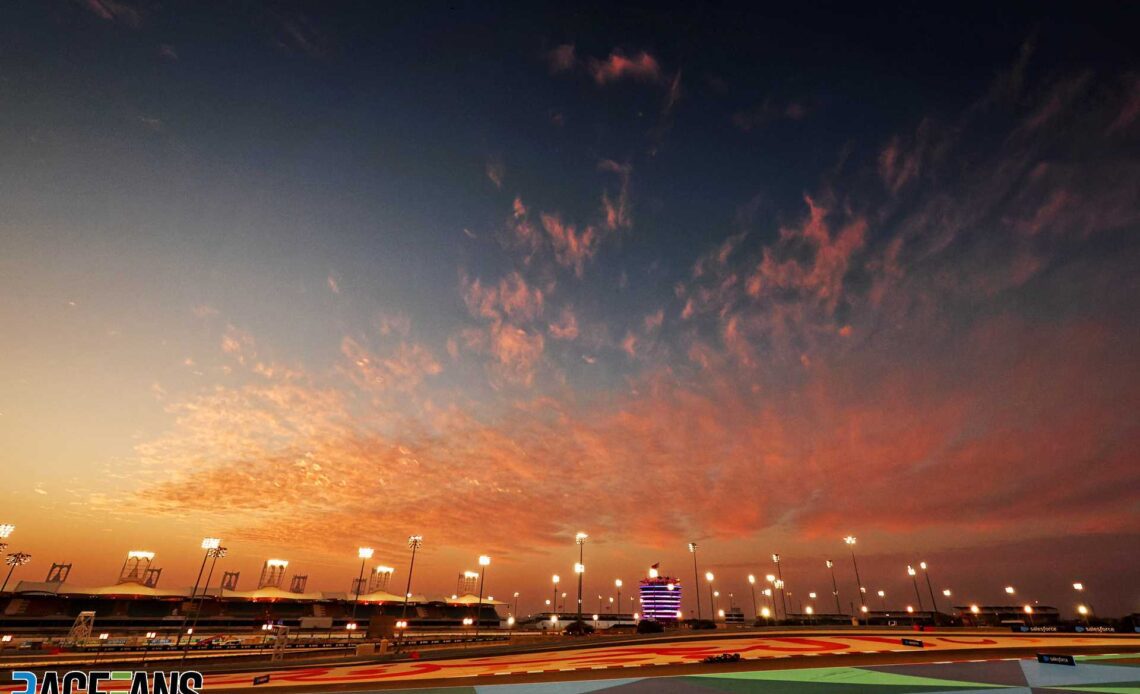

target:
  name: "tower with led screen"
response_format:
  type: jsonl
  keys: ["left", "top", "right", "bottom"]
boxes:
{"left": 638, "top": 564, "right": 682, "bottom": 621}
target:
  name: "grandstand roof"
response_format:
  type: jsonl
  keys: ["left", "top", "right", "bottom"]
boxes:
{"left": 447, "top": 593, "right": 506, "bottom": 606}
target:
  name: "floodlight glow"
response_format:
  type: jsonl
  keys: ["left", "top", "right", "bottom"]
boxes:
{"left": 266, "top": 559, "right": 288, "bottom": 568}
{"left": 479, "top": 555, "right": 490, "bottom": 566}
{"left": 200, "top": 538, "right": 221, "bottom": 550}
{"left": 358, "top": 547, "right": 374, "bottom": 559}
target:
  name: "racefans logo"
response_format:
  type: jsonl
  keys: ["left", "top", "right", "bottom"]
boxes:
{"left": 11, "top": 670, "right": 204, "bottom": 694}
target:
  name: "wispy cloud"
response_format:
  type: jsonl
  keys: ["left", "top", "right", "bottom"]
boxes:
{"left": 545, "top": 44, "right": 576, "bottom": 73}
{"left": 589, "top": 50, "right": 662, "bottom": 85}
{"left": 77, "top": 0, "right": 140, "bottom": 25}
{"left": 485, "top": 156, "right": 504, "bottom": 189}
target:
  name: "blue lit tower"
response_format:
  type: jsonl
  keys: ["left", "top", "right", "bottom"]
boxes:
{"left": 638, "top": 564, "right": 682, "bottom": 621}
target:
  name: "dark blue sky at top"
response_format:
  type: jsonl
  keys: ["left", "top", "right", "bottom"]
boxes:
{"left": 6, "top": 2, "right": 1133, "bottom": 267}
{"left": 1, "top": 0, "right": 1136, "bottom": 381}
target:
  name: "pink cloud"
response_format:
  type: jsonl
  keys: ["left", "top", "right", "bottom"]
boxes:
{"left": 589, "top": 50, "right": 662, "bottom": 85}
{"left": 620, "top": 331, "right": 638, "bottom": 357}
{"left": 540, "top": 213, "right": 599, "bottom": 277}
{"left": 462, "top": 272, "right": 544, "bottom": 323}
{"left": 643, "top": 309, "right": 664, "bottom": 332}
{"left": 548, "top": 307, "right": 579, "bottom": 341}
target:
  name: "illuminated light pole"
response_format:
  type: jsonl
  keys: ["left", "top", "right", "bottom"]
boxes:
{"left": 575, "top": 532, "right": 587, "bottom": 628}
{"left": 919, "top": 562, "right": 939, "bottom": 619}
{"left": 748, "top": 575, "right": 758, "bottom": 621}
{"left": 1023, "top": 604, "right": 1035, "bottom": 627}
{"left": 2, "top": 552, "right": 31, "bottom": 593}
{"left": 352, "top": 547, "right": 374, "bottom": 622}
{"left": 400, "top": 535, "right": 422, "bottom": 643}
{"left": 907, "top": 566, "right": 925, "bottom": 613}
{"left": 179, "top": 538, "right": 220, "bottom": 648}
{"left": 705, "top": 571, "right": 716, "bottom": 623}
{"left": 182, "top": 545, "right": 226, "bottom": 667}
{"left": 0, "top": 524, "right": 14, "bottom": 554}
{"left": 1073, "top": 582, "right": 1093, "bottom": 619}
{"left": 906, "top": 605, "right": 915, "bottom": 627}
{"left": 771, "top": 554, "right": 787, "bottom": 621}
{"left": 513, "top": 591, "right": 520, "bottom": 618}
{"left": 825, "top": 559, "right": 841, "bottom": 614}
{"left": 1077, "top": 604, "right": 1090, "bottom": 625}
{"left": 142, "top": 631, "right": 156, "bottom": 664}
{"left": 615, "top": 579, "right": 623, "bottom": 618}
{"left": 688, "top": 542, "right": 702, "bottom": 621}
{"left": 877, "top": 590, "right": 887, "bottom": 611}
{"left": 475, "top": 555, "right": 490, "bottom": 638}
{"left": 551, "top": 574, "right": 560, "bottom": 613}
{"left": 843, "top": 537, "right": 866, "bottom": 619}
{"left": 969, "top": 604, "right": 981, "bottom": 626}
{"left": 95, "top": 632, "right": 109, "bottom": 664}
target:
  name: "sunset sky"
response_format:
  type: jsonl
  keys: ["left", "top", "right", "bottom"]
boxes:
{"left": 1, "top": 2, "right": 1137, "bottom": 616}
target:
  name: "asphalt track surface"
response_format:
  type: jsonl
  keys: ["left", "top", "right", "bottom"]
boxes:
{"left": 4, "top": 629, "right": 1135, "bottom": 688}
{"left": 3, "top": 631, "right": 1138, "bottom": 692}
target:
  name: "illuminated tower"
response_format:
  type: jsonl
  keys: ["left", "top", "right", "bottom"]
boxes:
{"left": 258, "top": 559, "right": 288, "bottom": 589}
{"left": 639, "top": 564, "right": 683, "bottom": 621}
{"left": 458, "top": 570, "right": 479, "bottom": 595}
